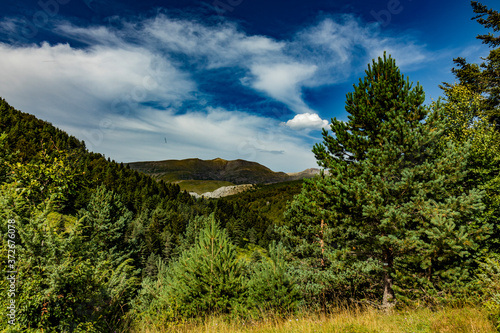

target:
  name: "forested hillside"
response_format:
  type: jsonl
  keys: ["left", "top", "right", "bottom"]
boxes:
{"left": 1, "top": 2, "right": 500, "bottom": 332}
{"left": 0, "top": 98, "right": 184, "bottom": 213}
{"left": 0, "top": 98, "right": 283, "bottom": 332}
{"left": 224, "top": 180, "right": 304, "bottom": 225}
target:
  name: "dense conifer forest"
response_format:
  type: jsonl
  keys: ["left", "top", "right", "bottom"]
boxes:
{"left": 1, "top": 2, "right": 500, "bottom": 332}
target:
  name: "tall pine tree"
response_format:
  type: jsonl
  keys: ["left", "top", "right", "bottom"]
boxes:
{"left": 134, "top": 214, "right": 246, "bottom": 319}
{"left": 284, "top": 54, "right": 489, "bottom": 309}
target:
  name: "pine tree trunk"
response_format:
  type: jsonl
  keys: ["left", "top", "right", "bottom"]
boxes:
{"left": 382, "top": 250, "right": 395, "bottom": 311}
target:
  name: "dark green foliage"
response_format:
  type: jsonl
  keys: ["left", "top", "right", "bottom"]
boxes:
{"left": 0, "top": 154, "right": 138, "bottom": 332}
{"left": 0, "top": 98, "right": 182, "bottom": 214}
{"left": 225, "top": 180, "right": 303, "bottom": 225}
{"left": 0, "top": 98, "right": 84, "bottom": 163}
{"left": 202, "top": 197, "right": 276, "bottom": 249}
{"left": 134, "top": 215, "right": 246, "bottom": 320}
{"left": 473, "top": 1, "right": 500, "bottom": 47}
{"left": 284, "top": 54, "right": 490, "bottom": 309}
{"left": 282, "top": 186, "right": 383, "bottom": 306}
{"left": 0, "top": 133, "right": 14, "bottom": 183}
{"left": 6, "top": 147, "right": 84, "bottom": 210}
{"left": 438, "top": 85, "right": 500, "bottom": 254}
{"left": 441, "top": 2, "right": 500, "bottom": 127}
{"left": 246, "top": 242, "right": 300, "bottom": 313}
{"left": 165, "top": 215, "right": 246, "bottom": 316}
{"left": 313, "top": 52, "right": 426, "bottom": 167}
{"left": 143, "top": 252, "right": 161, "bottom": 279}
{"left": 78, "top": 185, "right": 134, "bottom": 266}
{"left": 471, "top": 0, "right": 500, "bottom": 123}
{"left": 176, "top": 214, "right": 210, "bottom": 254}
{"left": 440, "top": 1, "right": 500, "bottom": 255}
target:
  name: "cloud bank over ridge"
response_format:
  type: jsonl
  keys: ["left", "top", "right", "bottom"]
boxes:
{"left": 0, "top": 12, "right": 432, "bottom": 171}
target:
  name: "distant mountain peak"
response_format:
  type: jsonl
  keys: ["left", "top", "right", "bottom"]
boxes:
{"left": 127, "top": 158, "right": 318, "bottom": 188}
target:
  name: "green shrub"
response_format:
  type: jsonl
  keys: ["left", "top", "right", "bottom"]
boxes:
{"left": 132, "top": 215, "right": 246, "bottom": 322}
{"left": 477, "top": 256, "right": 500, "bottom": 330}
{"left": 246, "top": 241, "right": 301, "bottom": 314}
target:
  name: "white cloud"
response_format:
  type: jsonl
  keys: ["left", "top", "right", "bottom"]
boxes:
{"left": 0, "top": 13, "right": 434, "bottom": 171}
{"left": 284, "top": 113, "right": 330, "bottom": 130}
{"left": 56, "top": 14, "right": 431, "bottom": 114}
{"left": 71, "top": 106, "right": 318, "bottom": 172}
{"left": 365, "top": 40, "right": 429, "bottom": 70}
{"left": 247, "top": 63, "right": 317, "bottom": 114}
{"left": 142, "top": 15, "right": 285, "bottom": 68}
{"left": 291, "top": 17, "right": 431, "bottom": 84}
{"left": 0, "top": 41, "right": 195, "bottom": 126}
{"left": 295, "top": 16, "right": 363, "bottom": 64}
{"left": 56, "top": 24, "right": 125, "bottom": 46}
{"left": 53, "top": 15, "right": 431, "bottom": 111}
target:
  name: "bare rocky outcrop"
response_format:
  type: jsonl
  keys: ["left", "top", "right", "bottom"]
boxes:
{"left": 189, "top": 184, "right": 254, "bottom": 199}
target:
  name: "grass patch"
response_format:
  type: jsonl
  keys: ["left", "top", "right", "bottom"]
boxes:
{"left": 129, "top": 306, "right": 495, "bottom": 333}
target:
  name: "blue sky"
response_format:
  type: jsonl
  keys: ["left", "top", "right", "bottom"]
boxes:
{"left": 0, "top": 0, "right": 496, "bottom": 172}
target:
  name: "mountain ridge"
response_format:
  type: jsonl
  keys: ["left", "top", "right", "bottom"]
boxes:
{"left": 128, "top": 157, "right": 320, "bottom": 194}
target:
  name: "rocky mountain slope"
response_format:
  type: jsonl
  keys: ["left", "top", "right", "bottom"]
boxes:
{"left": 189, "top": 184, "right": 255, "bottom": 199}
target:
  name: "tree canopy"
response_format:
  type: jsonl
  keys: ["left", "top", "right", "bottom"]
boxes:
{"left": 283, "top": 53, "right": 490, "bottom": 309}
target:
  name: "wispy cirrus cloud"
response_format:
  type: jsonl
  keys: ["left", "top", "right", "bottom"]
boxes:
{"left": 142, "top": 15, "right": 286, "bottom": 67}
{"left": 0, "top": 41, "right": 195, "bottom": 124}
{"left": 53, "top": 13, "right": 430, "bottom": 113}
{"left": 0, "top": 12, "right": 433, "bottom": 171}
{"left": 291, "top": 16, "right": 431, "bottom": 83}
{"left": 67, "top": 106, "right": 318, "bottom": 172}
{"left": 246, "top": 62, "right": 318, "bottom": 114}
